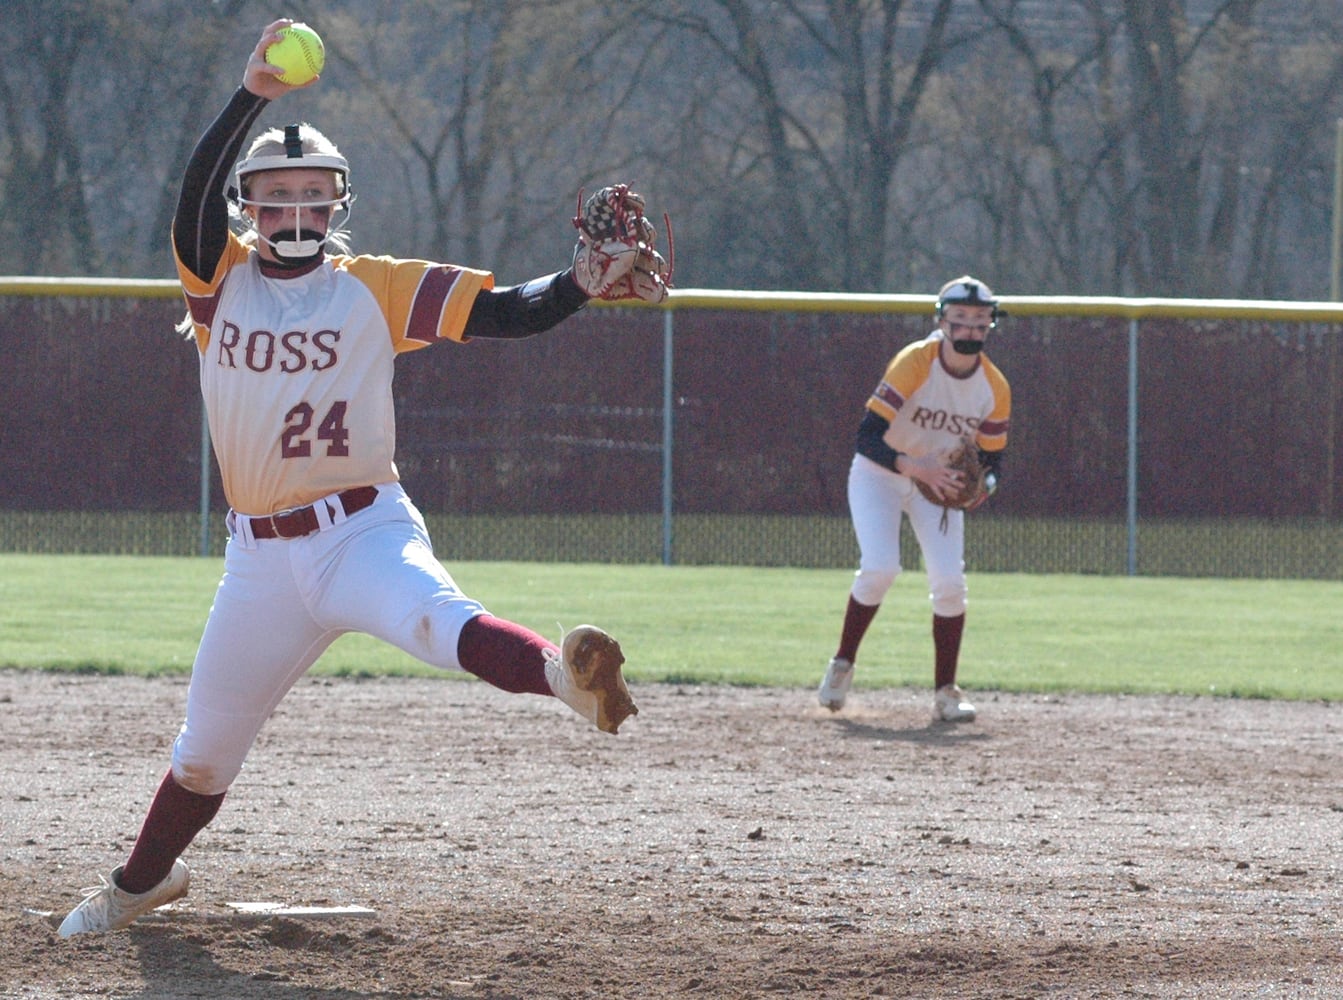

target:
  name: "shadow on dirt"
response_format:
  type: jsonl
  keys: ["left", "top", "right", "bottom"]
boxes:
{"left": 828, "top": 716, "right": 993, "bottom": 745}
{"left": 126, "top": 922, "right": 406, "bottom": 1000}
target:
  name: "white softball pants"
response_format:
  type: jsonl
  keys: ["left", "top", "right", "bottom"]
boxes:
{"left": 171, "top": 483, "right": 487, "bottom": 795}
{"left": 846, "top": 454, "right": 967, "bottom": 616}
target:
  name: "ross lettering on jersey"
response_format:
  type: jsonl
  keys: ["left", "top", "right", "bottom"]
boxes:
{"left": 217, "top": 321, "right": 242, "bottom": 368}
{"left": 311, "top": 329, "right": 340, "bottom": 371}
{"left": 214, "top": 322, "right": 342, "bottom": 373}
{"left": 280, "top": 330, "right": 309, "bottom": 372}
{"left": 278, "top": 329, "right": 339, "bottom": 372}
{"left": 245, "top": 331, "right": 276, "bottom": 372}
{"left": 908, "top": 406, "right": 981, "bottom": 436}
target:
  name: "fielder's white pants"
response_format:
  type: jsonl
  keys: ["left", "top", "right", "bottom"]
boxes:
{"left": 847, "top": 454, "right": 967, "bottom": 616}
{"left": 171, "top": 482, "right": 487, "bottom": 795}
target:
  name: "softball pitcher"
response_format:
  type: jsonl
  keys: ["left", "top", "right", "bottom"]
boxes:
{"left": 58, "top": 20, "right": 663, "bottom": 937}
{"left": 818, "top": 277, "right": 1011, "bottom": 722}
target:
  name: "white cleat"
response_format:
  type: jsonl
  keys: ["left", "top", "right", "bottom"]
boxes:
{"left": 933, "top": 684, "right": 976, "bottom": 723}
{"left": 58, "top": 859, "right": 190, "bottom": 937}
{"left": 817, "top": 657, "right": 854, "bottom": 712}
{"left": 545, "top": 625, "right": 638, "bottom": 734}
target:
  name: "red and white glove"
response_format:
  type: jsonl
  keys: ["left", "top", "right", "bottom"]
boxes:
{"left": 570, "top": 185, "right": 673, "bottom": 303}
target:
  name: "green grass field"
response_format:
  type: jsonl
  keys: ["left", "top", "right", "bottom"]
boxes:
{"left": 0, "top": 554, "right": 1338, "bottom": 701}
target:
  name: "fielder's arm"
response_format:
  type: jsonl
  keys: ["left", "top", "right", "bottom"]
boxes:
{"left": 855, "top": 410, "right": 902, "bottom": 471}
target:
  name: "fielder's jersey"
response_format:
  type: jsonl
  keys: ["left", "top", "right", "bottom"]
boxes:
{"left": 866, "top": 330, "right": 1011, "bottom": 459}
{"left": 175, "top": 232, "right": 492, "bottom": 515}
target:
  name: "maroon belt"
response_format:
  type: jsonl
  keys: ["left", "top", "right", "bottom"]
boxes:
{"left": 243, "top": 486, "right": 380, "bottom": 540}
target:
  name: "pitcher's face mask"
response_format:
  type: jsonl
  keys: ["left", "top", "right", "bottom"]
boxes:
{"left": 233, "top": 124, "right": 351, "bottom": 262}
{"left": 241, "top": 168, "right": 347, "bottom": 260}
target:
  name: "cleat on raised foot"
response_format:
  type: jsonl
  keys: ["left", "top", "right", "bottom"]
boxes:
{"left": 547, "top": 625, "right": 638, "bottom": 734}
{"left": 817, "top": 656, "right": 853, "bottom": 711}
{"left": 58, "top": 859, "right": 190, "bottom": 937}
{"left": 933, "top": 684, "right": 976, "bottom": 723}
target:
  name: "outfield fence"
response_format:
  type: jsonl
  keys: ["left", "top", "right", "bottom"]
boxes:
{"left": 1, "top": 277, "right": 1340, "bottom": 579}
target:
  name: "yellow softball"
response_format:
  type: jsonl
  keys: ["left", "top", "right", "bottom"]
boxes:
{"left": 265, "top": 23, "right": 325, "bottom": 86}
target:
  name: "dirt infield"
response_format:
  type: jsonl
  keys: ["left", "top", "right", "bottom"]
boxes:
{"left": 2, "top": 670, "right": 1340, "bottom": 999}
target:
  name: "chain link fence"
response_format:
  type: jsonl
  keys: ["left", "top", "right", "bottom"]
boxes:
{"left": 2, "top": 283, "right": 1339, "bottom": 578}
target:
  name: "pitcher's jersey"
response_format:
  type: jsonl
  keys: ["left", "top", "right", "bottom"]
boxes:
{"left": 866, "top": 330, "right": 1011, "bottom": 459}
{"left": 175, "top": 232, "right": 492, "bottom": 515}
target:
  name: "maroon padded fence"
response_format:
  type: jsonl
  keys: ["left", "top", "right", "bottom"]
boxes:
{"left": 1, "top": 292, "right": 1338, "bottom": 576}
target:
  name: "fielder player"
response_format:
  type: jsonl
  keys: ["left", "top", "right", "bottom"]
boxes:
{"left": 58, "top": 20, "right": 660, "bottom": 937}
{"left": 818, "top": 277, "right": 1011, "bottom": 722}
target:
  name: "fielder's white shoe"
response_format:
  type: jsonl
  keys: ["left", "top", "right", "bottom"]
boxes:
{"left": 933, "top": 684, "right": 976, "bottom": 723}
{"left": 58, "top": 859, "right": 190, "bottom": 937}
{"left": 545, "top": 625, "right": 638, "bottom": 734}
{"left": 817, "top": 657, "right": 854, "bottom": 711}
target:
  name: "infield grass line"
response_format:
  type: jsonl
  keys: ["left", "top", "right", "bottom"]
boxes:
{"left": 0, "top": 555, "right": 1338, "bottom": 700}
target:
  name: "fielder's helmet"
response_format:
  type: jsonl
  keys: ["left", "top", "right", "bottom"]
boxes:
{"left": 935, "top": 275, "right": 1001, "bottom": 320}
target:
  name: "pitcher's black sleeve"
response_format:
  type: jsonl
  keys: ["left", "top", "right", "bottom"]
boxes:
{"left": 463, "top": 270, "right": 590, "bottom": 340}
{"left": 174, "top": 88, "right": 269, "bottom": 282}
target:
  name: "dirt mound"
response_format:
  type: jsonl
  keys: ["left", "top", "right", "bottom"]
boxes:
{"left": 2, "top": 672, "right": 1339, "bottom": 998}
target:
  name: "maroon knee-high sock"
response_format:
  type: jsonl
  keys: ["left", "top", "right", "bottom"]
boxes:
{"left": 456, "top": 615, "right": 555, "bottom": 696}
{"left": 933, "top": 613, "right": 966, "bottom": 690}
{"left": 119, "top": 770, "right": 225, "bottom": 894}
{"left": 836, "top": 595, "right": 880, "bottom": 664}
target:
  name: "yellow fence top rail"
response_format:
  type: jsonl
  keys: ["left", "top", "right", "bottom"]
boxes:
{"left": 661, "top": 288, "right": 1343, "bottom": 322}
{"left": 0, "top": 276, "right": 181, "bottom": 298}
{"left": 4, "top": 276, "right": 1343, "bottom": 322}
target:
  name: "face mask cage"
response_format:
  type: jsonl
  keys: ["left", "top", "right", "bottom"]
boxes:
{"left": 935, "top": 277, "right": 1002, "bottom": 356}
{"left": 233, "top": 125, "right": 352, "bottom": 259}
{"left": 237, "top": 192, "right": 351, "bottom": 258}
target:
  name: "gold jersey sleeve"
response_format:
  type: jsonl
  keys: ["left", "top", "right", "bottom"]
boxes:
{"left": 340, "top": 255, "right": 492, "bottom": 353}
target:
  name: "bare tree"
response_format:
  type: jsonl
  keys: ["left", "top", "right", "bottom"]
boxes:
{"left": 0, "top": 3, "right": 112, "bottom": 275}
{"left": 282, "top": 0, "right": 651, "bottom": 277}
{"left": 5, "top": 0, "right": 1343, "bottom": 298}
{"left": 942, "top": 0, "right": 1343, "bottom": 296}
{"left": 630, "top": 0, "right": 960, "bottom": 291}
